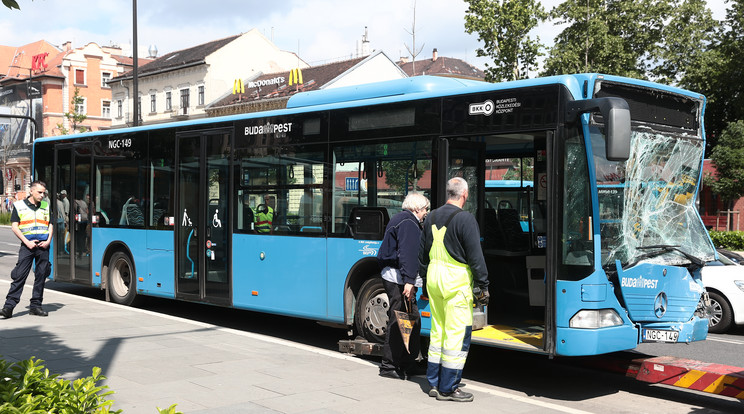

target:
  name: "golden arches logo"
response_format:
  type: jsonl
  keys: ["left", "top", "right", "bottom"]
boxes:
{"left": 288, "top": 68, "right": 303, "bottom": 86}
{"left": 233, "top": 79, "right": 245, "bottom": 95}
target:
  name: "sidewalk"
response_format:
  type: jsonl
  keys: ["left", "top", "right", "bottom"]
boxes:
{"left": 0, "top": 280, "right": 574, "bottom": 414}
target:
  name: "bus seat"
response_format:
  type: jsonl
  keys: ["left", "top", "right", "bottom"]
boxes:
{"left": 347, "top": 206, "right": 389, "bottom": 240}
{"left": 498, "top": 208, "right": 529, "bottom": 251}
{"left": 126, "top": 205, "right": 144, "bottom": 227}
{"left": 483, "top": 207, "right": 503, "bottom": 248}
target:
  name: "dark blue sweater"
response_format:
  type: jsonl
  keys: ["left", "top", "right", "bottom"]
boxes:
{"left": 377, "top": 210, "right": 422, "bottom": 285}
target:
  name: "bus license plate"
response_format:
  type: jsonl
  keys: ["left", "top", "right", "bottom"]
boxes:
{"left": 643, "top": 329, "right": 679, "bottom": 343}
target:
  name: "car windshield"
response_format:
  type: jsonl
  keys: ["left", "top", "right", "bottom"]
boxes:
{"left": 592, "top": 125, "right": 716, "bottom": 268}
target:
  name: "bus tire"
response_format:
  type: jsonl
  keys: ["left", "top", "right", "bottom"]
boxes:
{"left": 108, "top": 252, "right": 138, "bottom": 306}
{"left": 355, "top": 277, "right": 388, "bottom": 343}
{"left": 707, "top": 291, "right": 732, "bottom": 334}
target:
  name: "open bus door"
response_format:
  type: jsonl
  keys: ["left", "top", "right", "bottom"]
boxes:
{"left": 175, "top": 130, "right": 232, "bottom": 306}
{"left": 53, "top": 143, "right": 92, "bottom": 285}
{"left": 433, "top": 135, "right": 557, "bottom": 356}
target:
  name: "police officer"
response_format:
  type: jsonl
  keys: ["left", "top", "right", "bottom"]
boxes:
{"left": 419, "top": 177, "right": 489, "bottom": 402}
{"left": 1, "top": 181, "right": 54, "bottom": 318}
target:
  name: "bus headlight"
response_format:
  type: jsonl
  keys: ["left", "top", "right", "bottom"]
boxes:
{"left": 569, "top": 309, "right": 623, "bottom": 329}
{"left": 735, "top": 280, "right": 744, "bottom": 293}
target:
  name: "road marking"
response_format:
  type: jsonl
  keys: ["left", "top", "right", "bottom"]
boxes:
{"left": 707, "top": 336, "right": 744, "bottom": 345}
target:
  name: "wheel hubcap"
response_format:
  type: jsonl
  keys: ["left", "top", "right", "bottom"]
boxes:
{"left": 364, "top": 291, "right": 389, "bottom": 337}
{"left": 111, "top": 259, "right": 131, "bottom": 297}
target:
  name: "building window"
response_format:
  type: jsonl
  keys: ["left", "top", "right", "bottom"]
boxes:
{"left": 150, "top": 93, "right": 156, "bottom": 113}
{"left": 75, "top": 69, "right": 86, "bottom": 85}
{"left": 180, "top": 88, "right": 189, "bottom": 115}
{"left": 165, "top": 91, "right": 172, "bottom": 111}
{"left": 117, "top": 100, "right": 122, "bottom": 118}
{"left": 198, "top": 85, "right": 205, "bottom": 106}
{"left": 101, "top": 72, "right": 112, "bottom": 88}
{"left": 102, "top": 100, "right": 111, "bottom": 118}
{"left": 75, "top": 97, "right": 86, "bottom": 114}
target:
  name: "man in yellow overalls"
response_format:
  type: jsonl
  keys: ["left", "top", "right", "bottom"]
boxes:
{"left": 419, "top": 177, "right": 489, "bottom": 402}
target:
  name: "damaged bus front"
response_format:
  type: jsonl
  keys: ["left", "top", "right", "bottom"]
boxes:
{"left": 588, "top": 76, "right": 715, "bottom": 353}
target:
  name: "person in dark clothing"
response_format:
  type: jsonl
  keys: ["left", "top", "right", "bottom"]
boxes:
{"left": 419, "top": 177, "right": 489, "bottom": 402}
{"left": 1, "top": 181, "right": 53, "bottom": 319}
{"left": 377, "top": 192, "right": 430, "bottom": 380}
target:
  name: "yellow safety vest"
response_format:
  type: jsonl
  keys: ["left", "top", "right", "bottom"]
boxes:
{"left": 15, "top": 199, "right": 51, "bottom": 241}
{"left": 255, "top": 206, "right": 274, "bottom": 233}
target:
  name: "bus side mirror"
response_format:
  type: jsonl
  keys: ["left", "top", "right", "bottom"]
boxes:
{"left": 566, "top": 97, "right": 631, "bottom": 162}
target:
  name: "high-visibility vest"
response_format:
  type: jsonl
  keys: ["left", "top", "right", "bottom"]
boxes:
{"left": 255, "top": 206, "right": 274, "bottom": 233}
{"left": 15, "top": 199, "right": 51, "bottom": 241}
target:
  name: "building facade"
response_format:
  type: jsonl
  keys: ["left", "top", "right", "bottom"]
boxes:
{"left": 0, "top": 40, "right": 138, "bottom": 200}
{"left": 110, "top": 29, "right": 307, "bottom": 127}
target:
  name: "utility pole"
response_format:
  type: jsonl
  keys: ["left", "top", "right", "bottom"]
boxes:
{"left": 132, "top": 0, "right": 139, "bottom": 127}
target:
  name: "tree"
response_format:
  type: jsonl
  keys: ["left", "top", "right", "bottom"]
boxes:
{"left": 464, "top": 0, "right": 547, "bottom": 82}
{"left": 707, "top": 120, "right": 744, "bottom": 214}
{"left": 543, "top": 0, "right": 669, "bottom": 78}
{"left": 681, "top": 1, "right": 744, "bottom": 152}
{"left": 383, "top": 160, "right": 430, "bottom": 194}
{"left": 2, "top": 0, "right": 20, "bottom": 10}
{"left": 404, "top": 0, "right": 425, "bottom": 76}
{"left": 57, "top": 88, "right": 88, "bottom": 135}
{"left": 650, "top": 0, "right": 717, "bottom": 85}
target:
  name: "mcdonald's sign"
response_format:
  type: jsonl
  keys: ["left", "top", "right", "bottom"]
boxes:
{"left": 288, "top": 68, "right": 303, "bottom": 86}
{"left": 233, "top": 79, "right": 245, "bottom": 95}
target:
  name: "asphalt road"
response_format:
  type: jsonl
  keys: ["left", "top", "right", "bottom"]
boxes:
{"left": 0, "top": 226, "right": 742, "bottom": 412}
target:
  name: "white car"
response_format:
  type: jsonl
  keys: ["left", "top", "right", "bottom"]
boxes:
{"left": 701, "top": 249, "right": 744, "bottom": 333}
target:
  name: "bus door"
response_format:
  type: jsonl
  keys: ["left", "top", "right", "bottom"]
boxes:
{"left": 53, "top": 143, "right": 92, "bottom": 284}
{"left": 175, "top": 130, "right": 231, "bottom": 305}
{"left": 438, "top": 139, "right": 485, "bottom": 223}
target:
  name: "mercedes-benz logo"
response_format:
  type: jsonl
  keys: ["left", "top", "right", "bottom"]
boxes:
{"left": 654, "top": 292, "right": 668, "bottom": 319}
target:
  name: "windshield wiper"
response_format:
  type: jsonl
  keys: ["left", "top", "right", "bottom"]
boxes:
{"left": 624, "top": 244, "right": 706, "bottom": 269}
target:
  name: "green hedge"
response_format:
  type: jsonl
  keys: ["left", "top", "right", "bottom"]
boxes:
{"left": 709, "top": 231, "right": 744, "bottom": 250}
{"left": 0, "top": 212, "right": 10, "bottom": 226}
{"left": 0, "top": 356, "right": 182, "bottom": 413}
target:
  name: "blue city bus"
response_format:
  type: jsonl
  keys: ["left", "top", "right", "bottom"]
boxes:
{"left": 33, "top": 74, "right": 715, "bottom": 357}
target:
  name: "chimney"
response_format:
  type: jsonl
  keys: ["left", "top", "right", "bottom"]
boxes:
{"left": 432, "top": 48, "right": 438, "bottom": 62}
{"left": 62, "top": 41, "right": 72, "bottom": 51}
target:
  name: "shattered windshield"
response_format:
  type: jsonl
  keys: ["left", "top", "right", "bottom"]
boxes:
{"left": 592, "top": 126, "right": 715, "bottom": 267}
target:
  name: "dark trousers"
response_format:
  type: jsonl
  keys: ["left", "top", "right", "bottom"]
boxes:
{"left": 381, "top": 279, "right": 421, "bottom": 373}
{"left": 4, "top": 244, "right": 51, "bottom": 309}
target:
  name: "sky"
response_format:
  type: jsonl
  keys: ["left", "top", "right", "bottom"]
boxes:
{"left": 0, "top": 0, "right": 730, "bottom": 71}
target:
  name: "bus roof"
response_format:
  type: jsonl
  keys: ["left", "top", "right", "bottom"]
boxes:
{"left": 34, "top": 73, "right": 704, "bottom": 144}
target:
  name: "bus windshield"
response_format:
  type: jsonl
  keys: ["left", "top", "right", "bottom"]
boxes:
{"left": 593, "top": 126, "right": 716, "bottom": 267}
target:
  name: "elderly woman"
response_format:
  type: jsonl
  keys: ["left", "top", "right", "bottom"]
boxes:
{"left": 376, "top": 192, "right": 430, "bottom": 380}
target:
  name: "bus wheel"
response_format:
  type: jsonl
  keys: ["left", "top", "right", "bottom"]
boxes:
{"left": 707, "top": 291, "right": 732, "bottom": 334}
{"left": 108, "top": 252, "right": 137, "bottom": 306}
{"left": 355, "top": 277, "right": 388, "bottom": 343}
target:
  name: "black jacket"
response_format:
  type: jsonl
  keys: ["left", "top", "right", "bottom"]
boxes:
{"left": 377, "top": 209, "right": 422, "bottom": 285}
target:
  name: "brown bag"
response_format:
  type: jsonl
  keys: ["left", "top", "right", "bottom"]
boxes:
{"left": 393, "top": 298, "right": 418, "bottom": 353}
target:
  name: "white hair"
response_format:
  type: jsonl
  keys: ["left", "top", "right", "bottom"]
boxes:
{"left": 402, "top": 192, "right": 430, "bottom": 212}
{"left": 446, "top": 177, "right": 468, "bottom": 201}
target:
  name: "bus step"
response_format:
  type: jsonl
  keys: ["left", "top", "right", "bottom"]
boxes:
{"left": 338, "top": 338, "right": 383, "bottom": 356}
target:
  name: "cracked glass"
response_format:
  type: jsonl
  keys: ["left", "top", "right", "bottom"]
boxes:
{"left": 593, "top": 126, "right": 715, "bottom": 267}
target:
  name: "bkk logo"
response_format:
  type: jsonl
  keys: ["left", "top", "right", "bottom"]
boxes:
{"left": 469, "top": 100, "right": 494, "bottom": 116}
